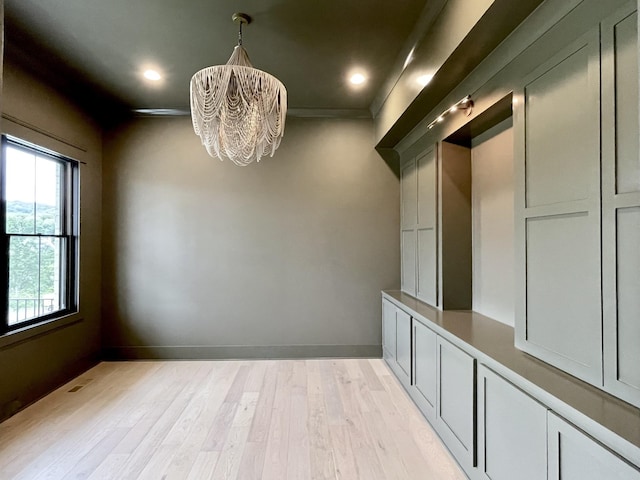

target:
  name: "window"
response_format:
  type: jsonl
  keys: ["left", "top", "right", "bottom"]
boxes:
{"left": 1, "top": 136, "right": 79, "bottom": 333}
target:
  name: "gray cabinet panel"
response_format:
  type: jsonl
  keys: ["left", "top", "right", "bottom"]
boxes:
{"left": 525, "top": 213, "right": 602, "bottom": 381}
{"left": 437, "top": 336, "right": 475, "bottom": 471}
{"left": 417, "top": 228, "right": 437, "bottom": 305}
{"left": 478, "top": 365, "right": 547, "bottom": 480}
{"left": 401, "top": 145, "right": 438, "bottom": 303}
{"left": 416, "top": 146, "right": 438, "bottom": 306}
{"left": 602, "top": 3, "right": 640, "bottom": 408}
{"left": 401, "top": 159, "right": 417, "bottom": 229}
{"left": 401, "top": 230, "right": 417, "bottom": 295}
{"left": 524, "top": 42, "right": 596, "bottom": 207}
{"left": 395, "top": 309, "right": 411, "bottom": 379}
{"left": 615, "top": 207, "right": 640, "bottom": 391}
{"left": 515, "top": 28, "right": 603, "bottom": 387}
{"left": 417, "top": 147, "right": 436, "bottom": 228}
{"left": 548, "top": 412, "right": 640, "bottom": 480}
{"left": 613, "top": 12, "right": 640, "bottom": 194}
{"left": 413, "top": 319, "right": 437, "bottom": 420}
{"left": 382, "top": 299, "right": 396, "bottom": 361}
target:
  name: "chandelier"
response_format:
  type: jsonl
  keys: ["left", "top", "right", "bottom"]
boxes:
{"left": 190, "top": 13, "right": 287, "bottom": 166}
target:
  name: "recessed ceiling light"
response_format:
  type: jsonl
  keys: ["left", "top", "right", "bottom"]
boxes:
{"left": 143, "top": 69, "right": 162, "bottom": 81}
{"left": 417, "top": 74, "right": 434, "bottom": 87}
{"left": 349, "top": 73, "right": 366, "bottom": 85}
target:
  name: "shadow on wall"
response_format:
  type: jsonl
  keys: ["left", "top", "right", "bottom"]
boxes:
{"left": 376, "top": 148, "right": 401, "bottom": 180}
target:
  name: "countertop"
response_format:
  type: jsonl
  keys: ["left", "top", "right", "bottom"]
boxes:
{"left": 382, "top": 290, "right": 640, "bottom": 463}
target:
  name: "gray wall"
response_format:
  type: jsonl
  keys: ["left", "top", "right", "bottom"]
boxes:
{"left": 0, "top": 58, "right": 103, "bottom": 420}
{"left": 102, "top": 116, "right": 400, "bottom": 358}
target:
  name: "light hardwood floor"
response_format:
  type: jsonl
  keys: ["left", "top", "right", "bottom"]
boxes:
{"left": 0, "top": 359, "right": 465, "bottom": 479}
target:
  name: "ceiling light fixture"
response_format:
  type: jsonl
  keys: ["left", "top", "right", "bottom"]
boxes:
{"left": 427, "top": 95, "right": 474, "bottom": 130}
{"left": 190, "top": 12, "right": 287, "bottom": 166}
{"left": 143, "top": 69, "right": 162, "bottom": 81}
{"left": 349, "top": 73, "right": 366, "bottom": 85}
{"left": 417, "top": 74, "right": 433, "bottom": 87}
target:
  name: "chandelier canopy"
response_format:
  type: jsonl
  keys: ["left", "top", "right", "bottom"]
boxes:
{"left": 190, "top": 13, "right": 287, "bottom": 166}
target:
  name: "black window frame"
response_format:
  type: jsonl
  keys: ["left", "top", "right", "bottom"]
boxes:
{"left": 0, "top": 135, "right": 79, "bottom": 334}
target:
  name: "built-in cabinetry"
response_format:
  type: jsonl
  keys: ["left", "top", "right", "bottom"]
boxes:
{"left": 382, "top": 298, "right": 411, "bottom": 386}
{"left": 601, "top": 4, "right": 640, "bottom": 409}
{"left": 416, "top": 147, "right": 438, "bottom": 305}
{"left": 382, "top": 299, "right": 396, "bottom": 361}
{"left": 400, "top": 159, "right": 417, "bottom": 296}
{"left": 400, "top": 141, "right": 473, "bottom": 310}
{"left": 548, "top": 413, "right": 640, "bottom": 480}
{"left": 388, "top": 0, "right": 640, "bottom": 478}
{"left": 514, "top": 2, "right": 640, "bottom": 405}
{"left": 412, "top": 319, "right": 437, "bottom": 420}
{"left": 435, "top": 336, "right": 475, "bottom": 472}
{"left": 384, "top": 298, "right": 477, "bottom": 472}
{"left": 477, "top": 365, "right": 547, "bottom": 480}
{"left": 382, "top": 293, "right": 640, "bottom": 480}
{"left": 395, "top": 308, "right": 411, "bottom": 381}
{"left": 400, "top": 146, "right": 438, "bottom": 304}
{"left": 399, "top": 0, "right": 639, "bottom": 408}
{"left": 514, "top": 26, "right": 603, "bottom": 386}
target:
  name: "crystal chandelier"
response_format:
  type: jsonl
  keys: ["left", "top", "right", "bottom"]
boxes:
{"left": 190, "top": 13, "right": 287, "bottom": 166}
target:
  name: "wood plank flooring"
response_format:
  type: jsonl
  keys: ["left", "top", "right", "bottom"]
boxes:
{"left": 0, "top": 359, "right": 465, "bottom": 479}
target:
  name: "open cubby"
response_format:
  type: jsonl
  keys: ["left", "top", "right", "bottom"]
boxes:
{"left": 401, "top": 93, "right": 514, "bottom": 314}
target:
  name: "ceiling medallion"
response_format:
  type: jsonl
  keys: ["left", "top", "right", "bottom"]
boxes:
{"left": 190, "top": 13, "right": 287, "bottom": 166}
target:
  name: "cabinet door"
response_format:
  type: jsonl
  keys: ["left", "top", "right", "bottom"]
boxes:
{"left": 548, "top": 413, "right": 640, "bottom": 479}
{"left": 514, "top": 28, "right": 603, "bottom": 386}
{"left": 413, "top": 319, "right": 437, "bottom": 421}
{"left": 478, "top": 366, "right": 547, "bottom": 480}
{"left": 601, "top": 2, "right": 640, "bottom": 408}
{"left": 401, "top": 230, "right": 417, "bottom": 295}
{"left": 401, "top": 159, "right": 417, "bottom": 229}
{"left": 436, "top": 336, "right": 476, "bottom": 472}
{"left": 395, "top": 309, "right": 411, "bottom": 381}
{"left": 417, "top": 147, "right": 438, "bottom": 306}
{"left": 401, "top": 157, "right": 418, "bottom": 295}
{"left": 382, "top": 299, "right": 397, "bottom": 362}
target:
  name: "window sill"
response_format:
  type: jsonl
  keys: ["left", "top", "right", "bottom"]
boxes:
{"left": 0, "top": 313, "right": 83, "bottom": 350}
